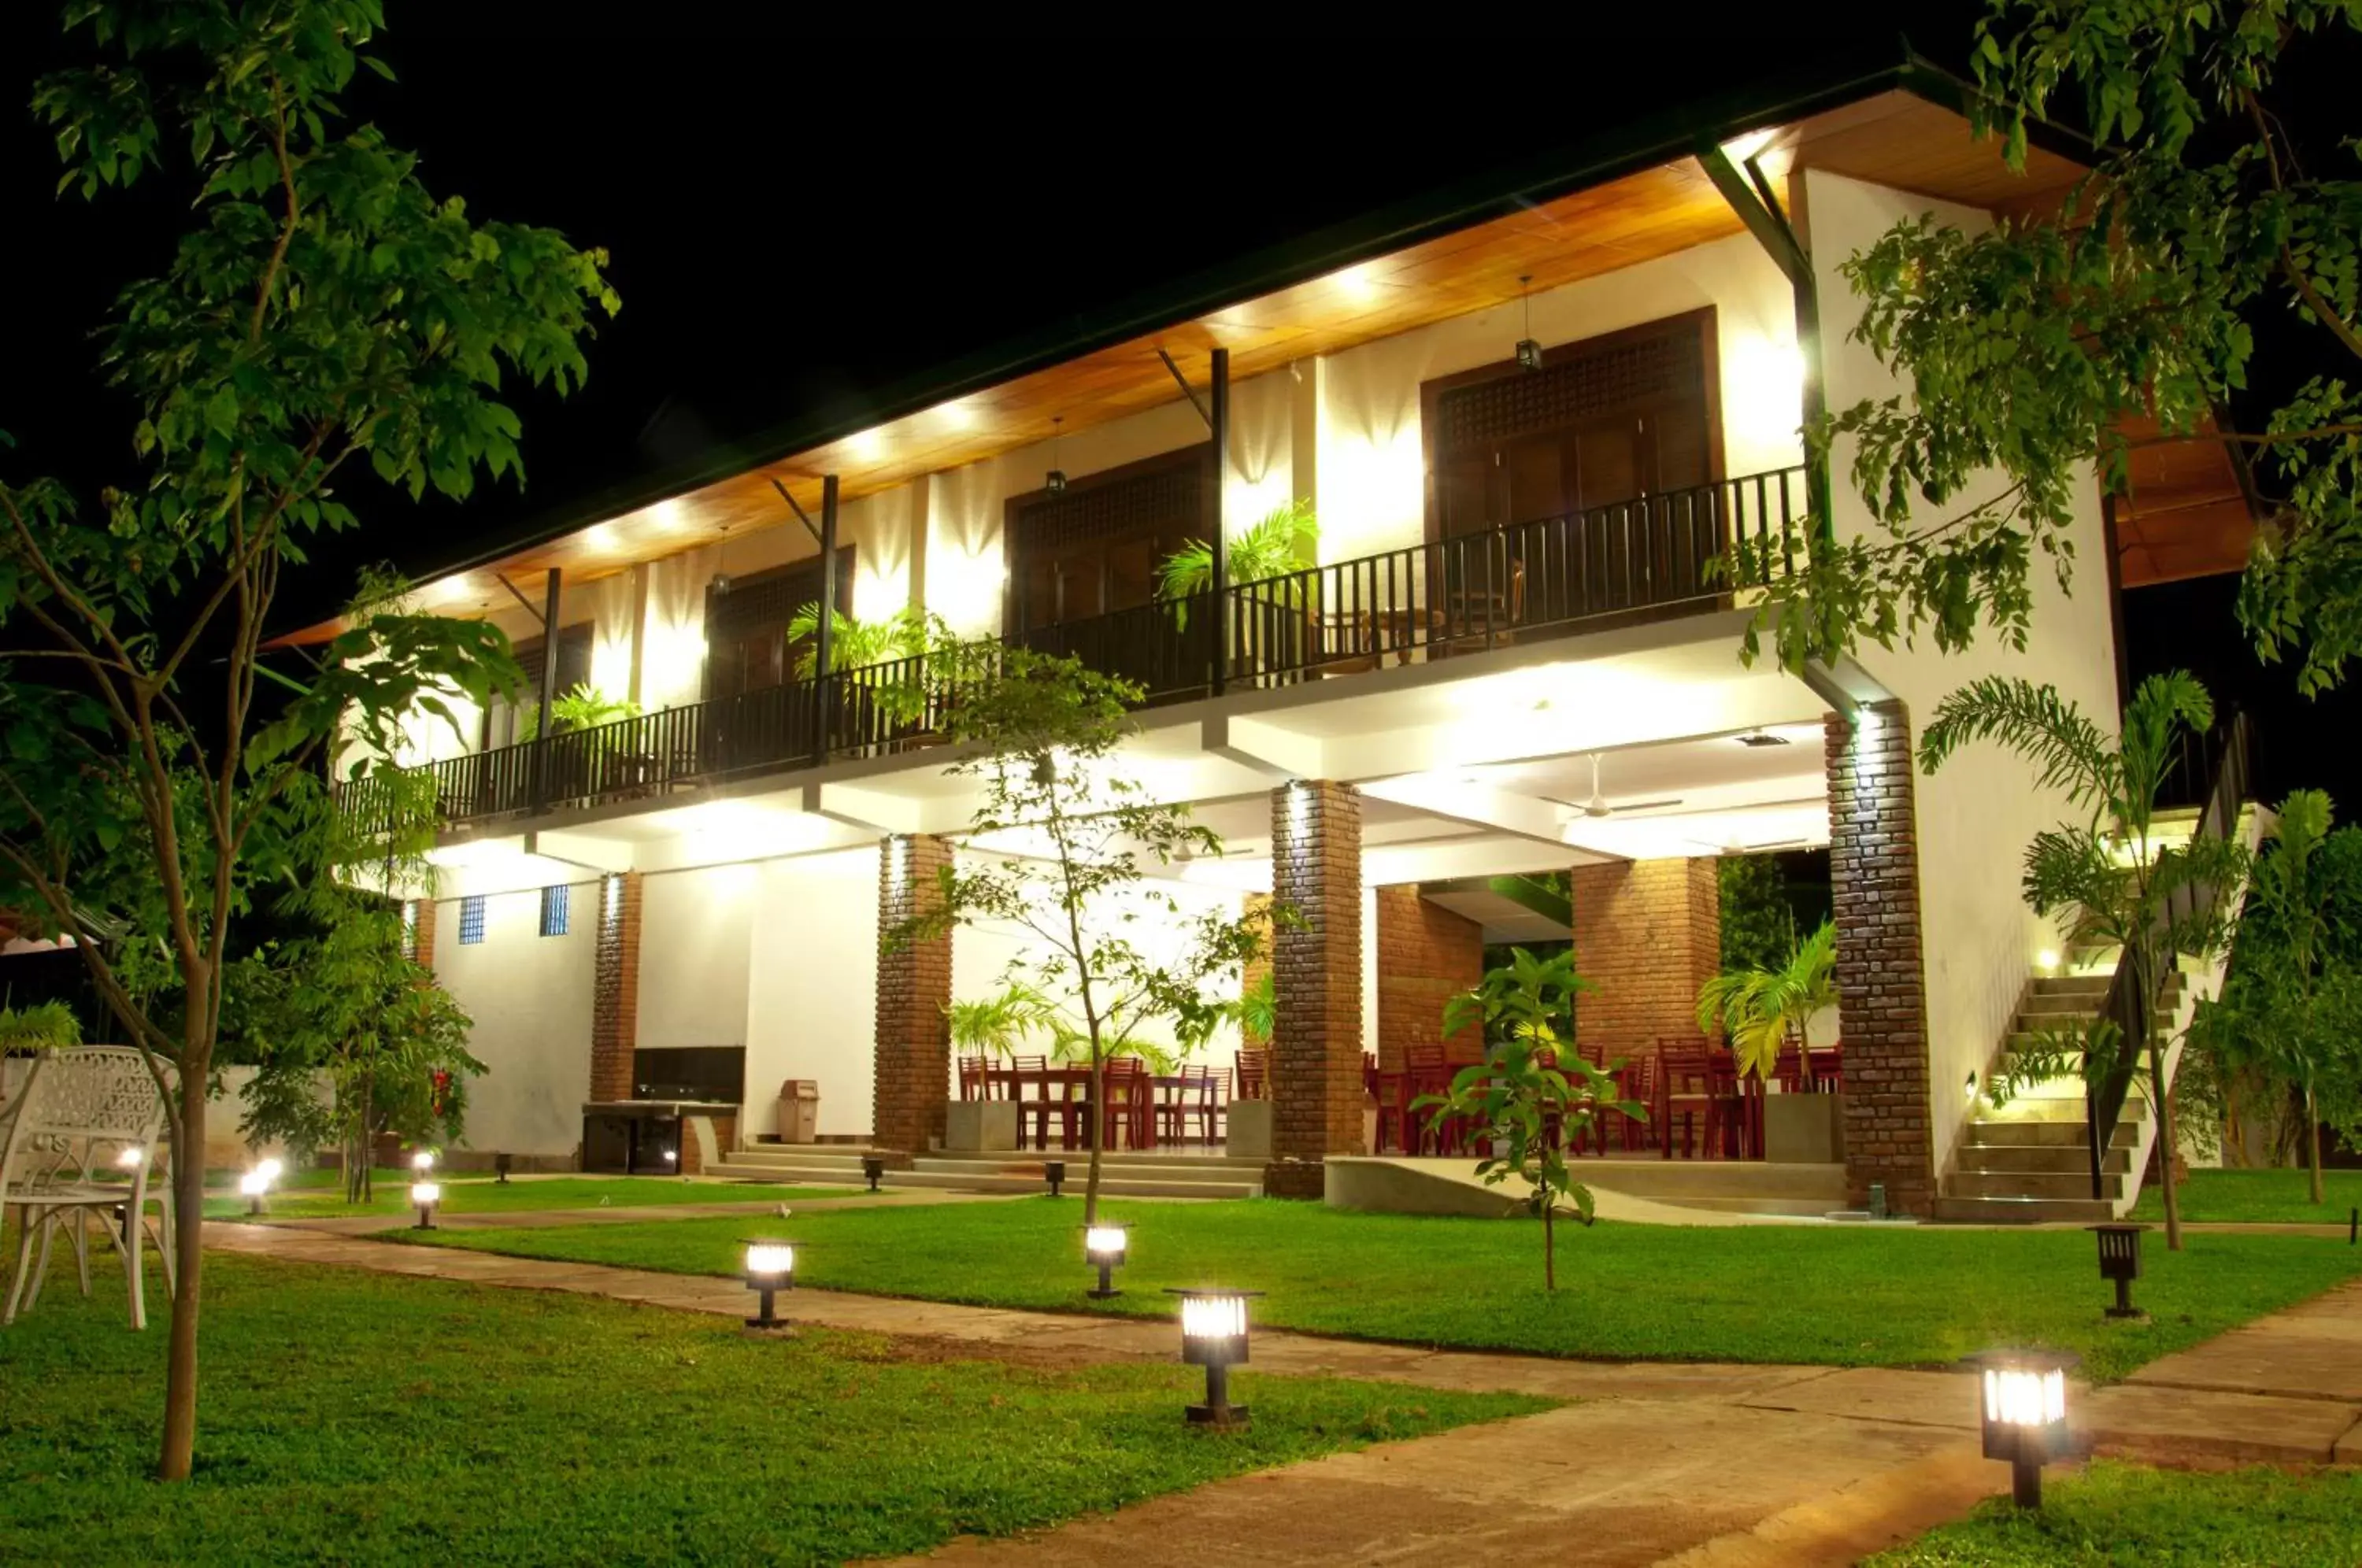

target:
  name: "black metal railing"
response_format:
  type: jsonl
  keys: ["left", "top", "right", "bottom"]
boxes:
{"left": 2084, "top": 708, "right": 2253, "bottom": 1198}
{"left": 365, "top": 464, "right": 1810, "bottom": 827}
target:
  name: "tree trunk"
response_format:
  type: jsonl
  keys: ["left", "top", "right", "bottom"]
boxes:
{"left": 2308, "top": 1090, "right": 2326, "bottom": 1206}
{"left": 2149, "top": 1030, "right": 2182, "bottom": 1252}
{"left": 160, "top": 1085, "right": 208, "bottom": 1481}
{"left": 1542, "top": 1182, "right": 1556, "bottom": 1292}
{"left": 1082, "top": 1030, "right": 1105, "bottom": 1227}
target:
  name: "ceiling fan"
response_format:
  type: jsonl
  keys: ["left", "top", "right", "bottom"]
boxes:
{"left": 1548, "top": 754, "right": 1684, "bottom": 820}
{"left": 1688, "top": 833, "right": 1811, "bottom": 854}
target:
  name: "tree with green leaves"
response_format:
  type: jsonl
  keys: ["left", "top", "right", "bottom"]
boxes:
{"left": 1420, "top": 948, "right": 1634, "bottom": 1291}
{"left": 887, "top": 645, "right": 1264, "bottom": 1223}
{"left": 1695, "top": 919, "right": 1838, "bottom": 1087}
{"left": 1736, "top": 1, "right": 2362, "bottom": 690}
{"left": 0, "top": 3, "right": 612, "bottom": 1479}
{"left": 2190, "top": 790, "right": 2362, "bottom": 1202}
{"left": 1920, "top": 672, "right": 2248, "bottom": 1248}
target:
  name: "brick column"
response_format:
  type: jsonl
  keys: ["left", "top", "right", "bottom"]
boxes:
{"left": 1373, "top": 885, "right": 1483, "bottom": 1071}
{"left": 1570, "top": 858, "right": 1721, "bottom": 1063}
{"left": 590, "top": 872, "right": 642, "bottom": 1104}
{"left": 1826, "top": 701, "right": 1935, "bottom": 1214}
{"left": 873, "top": 834, "right": 953, "bottom": 1167}
{"left": 403, "top": 899, "right": 438, "bottom": 974}
{"left": 1267, "top": 781, "right": 1363, "bottom": 1199}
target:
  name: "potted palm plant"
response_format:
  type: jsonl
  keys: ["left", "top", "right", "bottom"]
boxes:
{"left": 1694, "top": 919, "right": 1842, "bottom": 1163}
{"left": 1157, "top": 501, "right": 1319, "bottom": 674}
{"left": 941, "top": 982, "right": 1053, "bottom": 1152}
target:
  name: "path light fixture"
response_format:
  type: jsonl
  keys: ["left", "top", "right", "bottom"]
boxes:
{"left": 239, "top": 1168, "right": 272, "bottom": 1217}
{"left": 256, "top": 1157, "right": 284, "bottom": 1185}
{"left": 411, "top": 1181, "right": 442, "bottom": 1230}
{"left": 412, "top": 1149, "right": 436, "bottom": 1175}
{"left": 1971, "top": 1348, "right": 2076, "bottom": 1508}
{"left": 116, "top": 1145, "right": 146, "bottom": 1173}
{"left": 1044, "top": 1160, "right": 1066, "bottom": 1198}
{"left": 1168, "top": 1288, "right": 1262, "bottom": 1429}
{"left": 494, "top": 1152, "right": 512, "bottom": 1185}
{"left": 862, "top": 1155, "right": 886, "bottom": 1193}
{"left": 2091, "top": 1224, "right": 2146, "bottom": 1320}
{"left": 1083, "top": 1223, "right": 1128, "bottom": 1298}
{"left": 742, "top": 1240, "right": 798, "bottom": 1332}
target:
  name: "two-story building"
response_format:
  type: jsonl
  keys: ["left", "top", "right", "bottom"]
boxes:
{"left": 309, "top": 53, "right": 2242, "bottom": 1219}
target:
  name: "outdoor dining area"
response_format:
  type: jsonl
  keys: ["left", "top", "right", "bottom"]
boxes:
{"left": 955, "top": 1038, "right": 1842, "bottom": 1160}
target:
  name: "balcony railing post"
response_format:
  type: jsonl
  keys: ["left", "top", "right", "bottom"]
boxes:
{"left": 812, "top": 474, "right": 840, "bottom": 767}
{"left": 1209, "top": 346, "right": 1228, "bottom": 697}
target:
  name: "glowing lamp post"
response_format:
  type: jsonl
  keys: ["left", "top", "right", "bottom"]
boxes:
{"left": 1972, "top": 1348, "right": 2076, "bottom": 1508}
{"left": 862, "top": 1156, "right": 887, "bottom": 1193}
{"left": 2091, "top": 1224, "right": 2145, "bottom": 1320}
{"left": 742, "top": 1241, "right": 798, "bottom": 1332}
{"left": 239, "top": 1168, "right": 271, "bottom": 1217}
{"left": 411, "top": 1181, "right": 442, "bottom": 1230}
{"left": 1083, "top": 1224, "right": 1128, "bottom": 1299}
{"left": 1168, "top": 1288, "right": 1261, "bottom": 1429}
{"left": 1044, "top": 1161, "right": 1066, "bottom": 1198}
{"left": 411, "top": 1149, "right": 436, "bottom": 1176}
{"left": 116, "top": 1145, "right": 146, "bottom": 1174}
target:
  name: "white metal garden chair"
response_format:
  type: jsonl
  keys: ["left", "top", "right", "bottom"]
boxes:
{"left": 0, "top": 1046, "right": 176, "bottom": 1330}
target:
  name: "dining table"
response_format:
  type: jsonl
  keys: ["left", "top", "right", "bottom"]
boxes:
{"left": 979, "top": 1065, "right": 1201, "bottom": 1152}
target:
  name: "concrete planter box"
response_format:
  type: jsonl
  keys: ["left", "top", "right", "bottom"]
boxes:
{"left": 1764, "top": 1090, "right": 1846, "bottom": 1164}
{"left": 942, "top": 1100, "right": 1019, "bottom": 1152}
{"left": 1227, "top": 1098, "right": 1274, "bottom": 1160}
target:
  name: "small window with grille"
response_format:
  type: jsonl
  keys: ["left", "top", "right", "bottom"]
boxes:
{"left": 539, "top": 883, "right": 570, "bottom": 938}
{"left": 458, "top": 895, "right": 487, "bottom": 945}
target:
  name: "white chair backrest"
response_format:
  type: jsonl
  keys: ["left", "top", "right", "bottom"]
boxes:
{"left": 20, "top": 1047, "right": 169, "bottom": 1147}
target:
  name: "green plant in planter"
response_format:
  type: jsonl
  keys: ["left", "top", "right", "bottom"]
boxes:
{"left": 1420, "top": 948, "right": 1636, "bottom": 1291}
{"left": 1694, "top": 919, "right": 1838, "bottom": 1088}
{"left": 1157, "top": 500, "right": 1318, "bottom": 630}
{"left": 1227, "top": 969, "right": 1275, "bottom": 1048}
{"left": 785, "top": 604, "right": 931, "bottom": 679}
{"left": 0, "top": 997, "right": 84, "bottom": 1051}
{"left": 516, "top": 682, "right": 640, "bottom": 742}
{"left": 944, "top": 983, "right": 1054, "bottom": 1060}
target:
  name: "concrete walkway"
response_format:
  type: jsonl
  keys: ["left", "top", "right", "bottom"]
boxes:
{"left": 198, "top": 1220, "right": 2362, "bottom": 1565}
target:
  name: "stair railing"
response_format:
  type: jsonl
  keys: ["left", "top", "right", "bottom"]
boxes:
{"left": 2084, "top": 708, "right": 2252, "bottom": 1198}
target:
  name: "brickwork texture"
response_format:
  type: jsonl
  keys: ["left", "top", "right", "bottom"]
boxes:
{"left": 873, "top": 834, "right": 953, "bottom": 1167}
{"left": 1373, "top": 885, "right": 1483, "bottom": 1070}
{"left": 589, "top": 871, "right": 642, "bottom": 1104}
{"left": 1826, "top": 703, "right": 1936, "bottom": 1215}
{"left": 1267, "top": 781, "right": 1363, "bottom": 1199}
{"left": 1570, "top": 857, "right": 1720, "bottom": 1063}
{"left": 404, "top": 899, "right": 438, "bottom": 974}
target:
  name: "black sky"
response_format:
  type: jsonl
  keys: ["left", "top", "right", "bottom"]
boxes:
{"left": 3, "top": 5, "right": 2356, "bottom": 807}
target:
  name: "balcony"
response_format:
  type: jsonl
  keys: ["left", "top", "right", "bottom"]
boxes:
{"left": 361, "top": 466, "right": 1810, "bottom": 830}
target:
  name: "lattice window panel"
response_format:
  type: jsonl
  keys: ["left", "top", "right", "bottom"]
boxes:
{"left": 1434, "top": 326, "right": 1702, "bottom": 455}
{"left": 512, "top": 623, "right": 594, "bottom": 693}
{"left": 458, "top": 895, "right": 487, "bottom": 945}
{"left": 1012, "top": 453, "right": 1208, "bottom": 553}
{"left": 539, "top": 883, "right": 570, "bottom": 938}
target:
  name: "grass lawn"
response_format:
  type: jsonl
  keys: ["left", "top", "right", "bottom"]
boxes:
{"left": 2132, "top": 1167, "right": 2362, "bottom": 1226}
{"left": 1869, "top": 1459, "right": 2362, "bottom": 1566}
{"left": 201, "top": 1175, "right": 861, "bottom": 1220}
{"left": 0, "top": 1251, "right": 1545, "bottom": 1566}
{"left": 393, "top": 1198, "right": 2362, "bottom": 1381}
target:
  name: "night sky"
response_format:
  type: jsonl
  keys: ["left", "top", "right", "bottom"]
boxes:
{"left": 3, "top": 6, "right": 2356, "bottom": 808}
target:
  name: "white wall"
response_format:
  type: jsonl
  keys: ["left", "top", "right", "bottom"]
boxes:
{"left": 431, "top": 882, "right": 596, "bottom": 1158}
{"left": 1316, "top": 231, "right": 1805, "bottom": 563}
{"left": 1805, "top": 169, "right": 2121, "bottom": 1179}
{"left": 744, "top": 849, "right": 879, "bottom": 1139}
{"left": 635, "top": 863, "right": 755, "bottom": 1053}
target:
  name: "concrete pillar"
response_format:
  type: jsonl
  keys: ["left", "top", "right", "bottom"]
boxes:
{"left": 590, "top": 871, "right": 642, "bottom": 1104}
{"left": 1372, "top": 885, "right": 1483, "bottom": 1071}
{"left": 873, "top": 833, "right": 954, "bottom": 1167}
{"left": 1266, "top": 780, "right": 1363, "bottom": 1199}
{"left": 1826, "top": 701, "right": 1935, "bottom": 1213}
{"left": 1570, "top": 857, "right": 1721, "bottom": 1063}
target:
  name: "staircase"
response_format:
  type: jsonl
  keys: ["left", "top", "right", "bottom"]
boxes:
{"left": 1932, "top": 959, "right": 2182, "bottom": 1224}
{"left": 709, "top": 1145, "right": 1267, "bottom": 1200}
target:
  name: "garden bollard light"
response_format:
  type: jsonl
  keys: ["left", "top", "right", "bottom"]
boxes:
{"left": 862, "top": 1156, "right": 886, "bottom": 1193}
{"left": 1083, "top": 1224, "right": 1128, "bottom": 1299}
{"left": 1972, "top": 1348, "right": 2076, "bottom": 1508}
{"left": 1044, "top": 1161, "right": 1066, "bottom": 1198}
{"left": 742, "top": 1241, "right": 798, "bottom": 1332}
{"left": 2090, "top": 1224, "right": 2145, "bottom": 1319}
{"left": 411, "top": 1181, "right": 441, "bottom": 1230}
{"left": 1168, "top": 1288, "right": 1262, "bottom": 1429}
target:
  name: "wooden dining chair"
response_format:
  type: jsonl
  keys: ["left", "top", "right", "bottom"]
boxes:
{"left": 1101, "top": 1059, "right": 1150, "bottom": 1151}
{"left": 1654, "top": 1041, "right": 1741, "bottom": 1160}
{"left": 956, "top": 1055, "right": 985, "bottom": 1103}
{"left": 1370, "top": 1071, "right": 1414, "bottom": 1154}
{"left": 1234, "top": 1048, "right": 1269, "bottom": 1101}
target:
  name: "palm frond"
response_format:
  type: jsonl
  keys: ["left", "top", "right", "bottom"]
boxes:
{"left": 1920, "top": 675, "right": 2120, "bottom": 807}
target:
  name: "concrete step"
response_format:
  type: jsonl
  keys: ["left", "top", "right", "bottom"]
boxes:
{"left": 1931, "top": 1194, "right": 2119, "bottom": 1225}
{"left": 1955, "top": 1143, "right": 2131, "bottom": 1176}
{"left": 1947, "top": 1169, "right": 2123, "bottom": 1202}
{"left": 913, "top": 1152, "right": 1266, "bottom": 1178}
{"left": 1964, "top": 1117, "right": 2139, "bottom": 1149}
{"left": 706, "top": 1154, "right": 1262, "bottom": 1200}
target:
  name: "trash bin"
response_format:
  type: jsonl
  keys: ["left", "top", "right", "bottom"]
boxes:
{"left": 776, "top": 1078, "right": 820, "bottom": 1144}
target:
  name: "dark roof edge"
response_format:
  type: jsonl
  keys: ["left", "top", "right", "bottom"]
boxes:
{"left": 380, "top": 43, "right": 1973, "bottom": 598}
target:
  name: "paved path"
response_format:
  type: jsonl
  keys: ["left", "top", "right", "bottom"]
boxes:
{"left": 200, "top": 1221, "right": 2362, "bottom": 1565}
